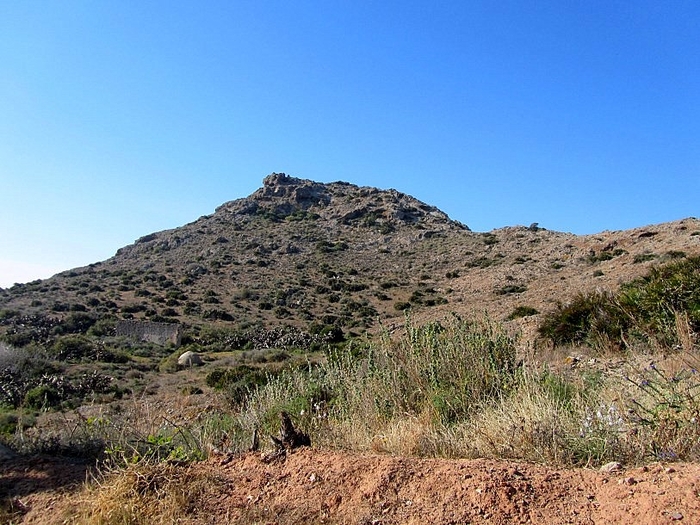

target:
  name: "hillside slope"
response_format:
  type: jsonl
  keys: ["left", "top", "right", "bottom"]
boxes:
{"left": 2, "top": 173, "right": 698, "bottom": 344}
{"left": 2, "top": 174, "right": 700, "bottom": 525}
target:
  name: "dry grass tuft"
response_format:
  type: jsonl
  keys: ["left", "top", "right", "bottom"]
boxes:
{"left": 68, "top": 462, "right": 222, "bottom": 524}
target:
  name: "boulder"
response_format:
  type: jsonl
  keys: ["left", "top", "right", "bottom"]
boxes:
{"left": 177, "top": 351, "right": 203, "bottom": 367}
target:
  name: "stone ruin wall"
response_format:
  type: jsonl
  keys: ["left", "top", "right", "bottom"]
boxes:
{"left": 115, "top": 320, "right": 182, "bottom": 347}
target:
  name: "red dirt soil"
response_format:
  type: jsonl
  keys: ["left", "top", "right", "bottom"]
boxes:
{"left": 5, "top": 448, "right": 700, "bottom": 524}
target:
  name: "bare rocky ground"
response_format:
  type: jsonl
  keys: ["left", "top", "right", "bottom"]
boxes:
{"left": 5, "top": 448, "right": 700, "bottom": 524}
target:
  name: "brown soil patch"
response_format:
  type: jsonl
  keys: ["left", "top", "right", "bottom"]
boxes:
{"left": 0, "top": 455, "right": 93, "bottom": 524}
{"left": 8, "top": 448, "right": 700, "bottom": 524}
{"left": 203, "top": 449, "right": 700, "bottom": 525}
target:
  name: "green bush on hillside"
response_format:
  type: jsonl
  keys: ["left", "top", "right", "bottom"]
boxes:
{"left": 507, "top": 305, "right": 539, "bottom": 320}
{"left": 206, "top": 365, "right": 271, "bottom": 405}
{"left": 538, "top": 256, "right": 700, "bottom": 350}
{"left": 618, "top": 255, "right": 700, "bottom": 347}
{"left": 538, "top": 291, "right": 627, "bottom": 349}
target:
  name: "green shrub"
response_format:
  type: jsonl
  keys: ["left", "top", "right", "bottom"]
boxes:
{"left": 159, "top": 349, "right": 182, "bottom": 373}
{"left": 88, "top": 317, "right": 116, "bottom": 337}
{"left": 202, "top": 309, "right": 234, "bottom": 321}
{"left": 51, "top": 336, "right": 98, "bottom": 361}
{"left": 496, "top": 284, "right": 527, "bottom": 295}
{"left": 633, "top": 253, "right": 657, "bottom": 263}
{"left": 315, "top": 240, "right": 348, "bottom": 253}
{"left": 482, "top": 233, "right": 499, "bottom": 245}
{"left": 121, "top": 303, "right": 146, "bottom": 313}
{"left": 507, "top": 306, "right": 539, "bottom": 320}
{"left": 308, "top": 323, "right": 344, "bottom": 344}
{"left": 619, "top": 255, "right": 700, "bottom": 347}
{"left": 409, "top": 290, "right": 424, "bottom": 303}
{"left": 206, "top": 365, "right": 271, "bottom": 405}
{"left": 0, "top": 344, "right": 58, "bottom": 407}
{"left": 0, "top": 412, "right": 19, "bottom": 434}
{"left": 587, "top": 251, "right": 614, "bottom": 264}
{"left": 539, "top": 256, "right": 700, "bottom": 350}
{"left": 381, "top": 316, "right": 518, "bottom": 423}
{"left": 538, "top": 291, "right": 627, "bottom": 349}
{"left": 0, "top": 309, "right": 18, "bottom": 321}
{"left": 196, "top": 327, "right": 249, "bottom": 352}
{"left": 665, "top": 250, "right": 686, "bottom": 260}
{"left": 466, "top": 256, "right": 497, "bottom": 268}
{"left": 24, "top": 385, "right": 62, "bottom": 409}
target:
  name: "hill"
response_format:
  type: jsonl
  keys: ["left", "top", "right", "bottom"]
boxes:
{"left": 2, "top": 173, "right": 698, "bottom": 345}
{"left": 1, "top": 174, "right": 700, "bottom": 524}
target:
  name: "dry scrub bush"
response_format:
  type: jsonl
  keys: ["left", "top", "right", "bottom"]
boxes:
{"left": 9, "top": 393, "right": 227, "bottom": 462}
{"left": 620, "top": 350, "right": 700, "bottom": 462}
{"left": 407, "top": 348, "right": 700, "bottom": 466}
{"left": 455, "top": 378, "right": 586, "bottom": 464}
{"left": 450, "top": 369, "right": 621, "bottom": 466}
{"left": 69, "top": 462, "right": 222, "bottom": 524}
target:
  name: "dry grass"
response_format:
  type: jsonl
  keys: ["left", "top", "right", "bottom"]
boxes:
{"left": 66, "top": 462, "right": 222, "bottom": 524}
{"left": 223, "top": 312, "right": 700, "bottom": 467}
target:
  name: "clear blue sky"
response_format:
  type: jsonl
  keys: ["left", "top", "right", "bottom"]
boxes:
{"left": 1, "top": 1, "right": 698, "bottom": 287}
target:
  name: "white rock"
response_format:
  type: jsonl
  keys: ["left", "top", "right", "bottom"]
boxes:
{"left": 177, "top": 350, "right": 203, "bottom": 367}
{"left": 600, "top": 461, "right": 623, "bottom": 473}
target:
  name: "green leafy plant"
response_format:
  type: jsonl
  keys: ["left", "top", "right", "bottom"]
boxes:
{"left": 538, "top": 291, "right": 626, "bottom": 349}
{"left": 618, "top": 256, "right": 700, "bottom": 348}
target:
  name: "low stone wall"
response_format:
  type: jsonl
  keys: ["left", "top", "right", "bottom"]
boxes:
{"left": 115, "top": 320, "right": 182, "bottom": 347}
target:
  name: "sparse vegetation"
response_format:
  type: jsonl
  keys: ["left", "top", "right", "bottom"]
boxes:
{"left": 30, "top": 306, "right": 694, "bottom": 471}
{"left": 496, "top": 284, "right": 527, "bottom": 295}
{"left": 481, "top": 233, "right": 499, "bottom": 245}
{"left": 634, "top": 252, "right": 657, "bottom": 263}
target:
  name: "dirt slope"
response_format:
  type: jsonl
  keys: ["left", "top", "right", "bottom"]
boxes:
{"left": 194, "top": 449, "right": 700, "bottom": 525}
{"left": 7, "top": 448, "right": 700, "bottom": 524}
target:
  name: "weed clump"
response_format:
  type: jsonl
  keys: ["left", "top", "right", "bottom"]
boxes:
{"left": 507, "top": 306, "right": 539, "bottom": 320}
{"left": 624, "top": 357, "right": 700, "bottom": 461}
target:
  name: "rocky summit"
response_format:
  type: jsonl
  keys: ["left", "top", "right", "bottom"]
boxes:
{"left": 1, "top": 173, "right": 699, "bottom": 344}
